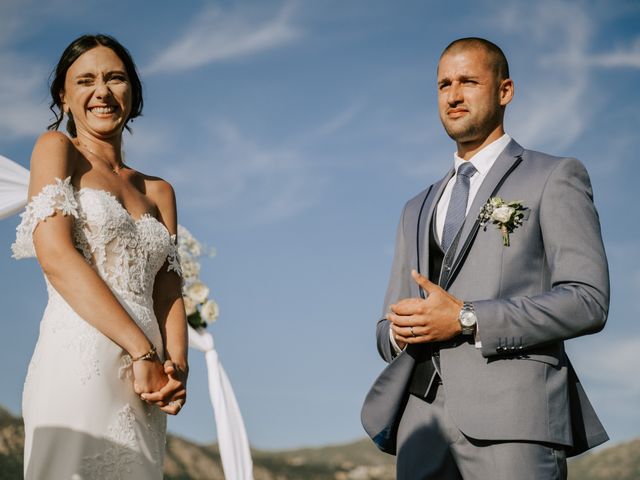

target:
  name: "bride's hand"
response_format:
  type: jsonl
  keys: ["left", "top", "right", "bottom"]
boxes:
{"left": 132, "top": 358, "right": 168, "bottom": 398}
{"left": 141, "top": 360, "right": 188, "bottom": 415}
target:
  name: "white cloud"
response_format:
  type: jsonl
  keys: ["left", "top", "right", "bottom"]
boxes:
{"left": 293, "top": 101, "right": 364, "bottom": 147}
{"left": 300, "top": 103, "right": 363, "bottom": 142}
{"left": 0, "top": 1, "right": 25, "bottom": 46}
{"left": 157, "top": 120, "right": 325, "bottom": 227}
{"left": 0, "top": 53, "right": 51, "bottom": 140}
{"left": 601, "top": 240, "right": 640, "bottom": 315}
{"left": 144, "top": 1, "right": 301, "bottom": 75}
{"left": 575, "top": 337, "right": 640, "bottom": 390}
{"left": 569, "top": 335, "right": 640, "bottom": 427}
{"left": 547, "top": 36, "right": 640, "bottom": 69}
{"left": 499, "top": 1, "right": 594, "bottom": 152}
{"left": 0, "top": 0, "right": 80, "bottom": 141}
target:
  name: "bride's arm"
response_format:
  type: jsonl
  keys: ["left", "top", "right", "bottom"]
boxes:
{"left": 149, "top": 179, "right": 188, "bottom": 413}
{"left": 29, "top": 132, "right": 167, "bottom": 393}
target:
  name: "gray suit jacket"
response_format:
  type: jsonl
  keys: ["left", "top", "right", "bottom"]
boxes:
{"left": 362, "top": 139, "right": 610, "bottom": 456}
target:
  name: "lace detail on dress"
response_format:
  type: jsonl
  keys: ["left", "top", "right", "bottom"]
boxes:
{"left": 64, "top": 323, "right": 101, "bottom": 385}
{"left": 118, "top": 354, "right": 133, "bottom": 380}
{"left": 14, "top": 180, "right": 181, "bottom": 305}
{"left": 80, "top": 404, "right": 141, "bottom": 479}
{"left": 39, "top": 285, "right": 103, "bottom": 384}
{"left": 12, "top": 176, "right": 79, "bottom": 259}
{"left": 145, "top": 406, "right": 167, "bottom": 467}
{"left": 166, "top": 234, "right": 183, "bottom": 279}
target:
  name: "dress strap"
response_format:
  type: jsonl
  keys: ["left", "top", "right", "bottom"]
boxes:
{"left": 12, "top": 176, "right": 79, "bottom": 259}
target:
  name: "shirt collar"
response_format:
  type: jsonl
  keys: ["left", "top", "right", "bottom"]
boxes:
{"left": 453, "top": 133, "right": 511, "bottom": 176}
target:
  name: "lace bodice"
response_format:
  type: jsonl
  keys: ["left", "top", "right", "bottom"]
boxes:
{"left": 12, "top": 177, "right": 182, "bottom": 304}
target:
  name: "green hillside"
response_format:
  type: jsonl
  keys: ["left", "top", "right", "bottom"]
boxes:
{"left": 1, "top": 405, "right": 638, "bottom": 479}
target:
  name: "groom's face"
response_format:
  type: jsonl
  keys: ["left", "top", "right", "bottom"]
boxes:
{"left": 437, "top": 47, "right": 505, "bottom": 144}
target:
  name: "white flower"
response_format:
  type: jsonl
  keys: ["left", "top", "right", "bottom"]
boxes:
{"left": 187, "top": 281, "right": 210, "bottom": 304}
{"left": 178, "top": 225, "right": 203, "bottom": 257}
{"left": 183, "top": 296, "right": 197, "bottom": 316}
{"left": 181, "top": 258, "right": 201, "bottom": 281}
{"left": 491, "top": 206, "right": 515, "bottom": 223}
{"left": 478, "top": 197, "right": 527, "bottom": 247}
{"left": 489, "top": 197, "right": 502, "bottom": 208}
{"left": 177, "top": 224, "right": 220, "bottom": 328}
{"left": 201, "top": 299, "right": 219, "bottom": 322}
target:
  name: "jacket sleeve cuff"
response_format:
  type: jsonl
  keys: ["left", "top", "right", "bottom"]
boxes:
{"left": 389, "top": 325, "right": 406, "bottom": 356}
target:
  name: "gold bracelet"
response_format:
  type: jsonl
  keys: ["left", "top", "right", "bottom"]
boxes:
{"left": 132, "top": 345, "right": 157, "bottom": 362}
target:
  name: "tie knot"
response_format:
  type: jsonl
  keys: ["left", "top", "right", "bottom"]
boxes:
{"left": 457, "top": 162, "right": 477, "bottom": 178}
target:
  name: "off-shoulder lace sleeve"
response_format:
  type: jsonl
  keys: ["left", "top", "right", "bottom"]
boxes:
{"left": 11, "top": 176, "right": 79, "bottom": 259}
{"left": 166, "top": 234, "right": 183, "bottom": 279}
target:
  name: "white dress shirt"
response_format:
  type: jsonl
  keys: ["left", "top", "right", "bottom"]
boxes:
{"left": 390, "top": 133, "right": 512, "bottom": 354}
{"left": 435, "top": 134, "right": 512, "bottom": 243}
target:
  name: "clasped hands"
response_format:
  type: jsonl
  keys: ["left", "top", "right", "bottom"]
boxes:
{"left": 388, "top": 270, "right": 463, "bottom": 349}
{"left": 132, "top": 357, "right": 188, "bottom": 416}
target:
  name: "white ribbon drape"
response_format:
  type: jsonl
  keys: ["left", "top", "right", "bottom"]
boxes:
{"left": 0, "top": 154, "right": 29, "bottom": 220}
{"left": 188, "top": 326, "right": 254, "bottom": 480}
{"left": 1, "top": 154, "right": 253, "bottom": 479}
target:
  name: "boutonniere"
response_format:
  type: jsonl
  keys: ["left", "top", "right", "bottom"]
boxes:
{"left": 478, "top": 197, "right": 527, "bottom": 246}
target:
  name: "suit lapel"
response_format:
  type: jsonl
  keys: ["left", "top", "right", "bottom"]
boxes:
{"left": 445, "top": 140, "right": 525, "bottom": 288}
{"left": 416, "top": 170, "right": 452, "bottom": 293}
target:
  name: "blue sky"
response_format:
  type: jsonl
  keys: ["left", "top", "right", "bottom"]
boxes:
{"left": 1, "top": 0, "right": 639, "bottom": 450}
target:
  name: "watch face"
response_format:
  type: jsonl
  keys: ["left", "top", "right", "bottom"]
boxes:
{"left": 460, "top": 311, "right": 476, "bottom": 328}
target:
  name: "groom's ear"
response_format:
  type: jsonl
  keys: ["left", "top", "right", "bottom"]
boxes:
{"left": 499, "top": 78, "right": 514, "bottom": 107}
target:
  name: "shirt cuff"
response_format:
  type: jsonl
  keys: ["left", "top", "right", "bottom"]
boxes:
{"left": 389, "top": 325, "right": 406, "bottom": 355}
{"left": 474, "top": 321, "right": 482, "bottom": 348}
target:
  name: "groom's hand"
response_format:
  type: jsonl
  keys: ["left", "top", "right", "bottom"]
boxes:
{"left": 141, "top": 360, "right": 188, "bottom": 415}
{"left": 388, "top": 270, "right": 463, "bottom": 345}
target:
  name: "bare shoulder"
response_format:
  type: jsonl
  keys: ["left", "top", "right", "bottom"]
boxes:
{"left": 31, "top": 131, "right": 75, "bottom": 165}
{"left": 145, "top": 175, "right": 176, "bottom": 208}
{"left": 143, "top": 174, "right": 178, "bottom": 233}
{"left": 28, "top": 131, "right": 78, "bottom": 196}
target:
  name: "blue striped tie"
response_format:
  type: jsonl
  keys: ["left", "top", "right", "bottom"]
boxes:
{"left": 441, "top": 162, "right": 477, "bottom": 253}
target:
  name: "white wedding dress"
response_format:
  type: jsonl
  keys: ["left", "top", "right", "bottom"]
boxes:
{"left": 12, "top": 177, "right": 182, "bottom": 480}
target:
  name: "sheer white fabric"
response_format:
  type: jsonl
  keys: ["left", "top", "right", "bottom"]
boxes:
{"left": 0, "top": 154, "right": 29, "bottom": 219}
{"left": 13, "top": 177, "right": 181, "bottom": 480}
{"left": 188, "top": 327, "right": 254, "bottom": 480}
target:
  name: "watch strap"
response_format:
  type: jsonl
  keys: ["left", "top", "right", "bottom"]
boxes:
{"left": 459, "top": 302, "right": 477, "bottom": 335}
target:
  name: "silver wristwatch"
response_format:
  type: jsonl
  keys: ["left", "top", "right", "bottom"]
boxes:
{"left": 458, "top": 302, "right": 477, "bottom": 335}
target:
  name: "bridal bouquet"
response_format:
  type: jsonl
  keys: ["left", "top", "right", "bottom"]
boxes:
{"left": 178, "top": 225, "right": 219, "bottom": 329}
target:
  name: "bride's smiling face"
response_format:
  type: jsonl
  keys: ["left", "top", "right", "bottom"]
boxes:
{"left": 61, "top": 46, "right": 132, "bottom": 140}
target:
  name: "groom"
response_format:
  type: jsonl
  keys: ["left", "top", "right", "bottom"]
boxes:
{"left": 362, "top": 37, "right": 609, "bottom": 479}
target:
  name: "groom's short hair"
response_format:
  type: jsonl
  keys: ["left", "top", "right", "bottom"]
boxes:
{"left": 441, "top": 37, "right": 510, "bottom": 81}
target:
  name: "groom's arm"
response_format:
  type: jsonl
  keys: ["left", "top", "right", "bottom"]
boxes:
{"left": 376, "top": 205, "right": 413, "bottom": 363}
{"left": 474, "top": 157, "right": 609, "bottom": 357}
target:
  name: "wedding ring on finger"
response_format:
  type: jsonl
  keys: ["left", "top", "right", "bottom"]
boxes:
{"left": 169, "top": 400, "right": 182, "bottom": 409}
{"left": 410, "top": 326, "right": 416, "bottom": 337}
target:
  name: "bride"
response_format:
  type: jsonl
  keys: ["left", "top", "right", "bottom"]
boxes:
{"left": 12, "top": 34, "right": 188, "bottom": 479}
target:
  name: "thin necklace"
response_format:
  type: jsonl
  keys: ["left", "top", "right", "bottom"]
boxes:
{"left": 77, "top": 142, "right": 125, "bottom": 175}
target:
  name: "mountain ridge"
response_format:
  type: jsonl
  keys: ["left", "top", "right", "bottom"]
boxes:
{"left": 1, "top": 405, "right": 638, "bottom": 479}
